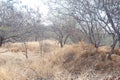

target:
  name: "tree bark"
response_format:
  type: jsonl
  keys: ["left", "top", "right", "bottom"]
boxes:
{"left": 0, "top": 36, "right": 4, "bottom": 47}
{"left": 23, "top": 42, "right": 28, "bottom": 59}
{"left": 59, "top": 40, "right": 63, "bottom": 47}
{"left": 63, "top": 34, "right": 69, "bottom": 45}
{"left": 108, "top": 39, "right": 118, "bottom": 60}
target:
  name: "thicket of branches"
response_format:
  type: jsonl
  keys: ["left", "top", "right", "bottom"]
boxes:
{"left": 47, "top": 0, "right": 120, "bottom": 59}
{"left": 0, "top": 0, "right": 119, "bottom": 59}
{"left": 0, "top": 0, "right": 46, "bottom": 46}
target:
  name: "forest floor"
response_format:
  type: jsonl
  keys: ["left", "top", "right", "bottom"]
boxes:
{"left": 0, "top": 39, "right": 120, "bottom": 80}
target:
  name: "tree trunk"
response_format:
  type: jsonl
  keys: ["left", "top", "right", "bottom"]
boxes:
{"left": 0, "top": 41, "right": 2, "bottom": 47}
{"left": 39, "top": 40, "right": 43, "bottom": 56}
{"left": 119, "top": 37, "right": 120, "bottom": 48}
{"left": 58, "top": 37, "right": 64, "bottom": 48}
{"left": 94, "top": 43, "right": 99, "bottom": 48}
{"left": 0, "top": 37, "right": 4, "bottom": 47}
{"left": 35, "top": 35, "right": 38, "bottom": 41}
{"left": 63, "top": 34, "right": 69, "bottom": 45}
{"left": 60, "top": 41, "right": 63, "bottom": 47}
{"left": 23, "top": 42, "right": 28, "bottom": 59}
{"left": 108, "top": 39, "right": 118, "bottom": 60}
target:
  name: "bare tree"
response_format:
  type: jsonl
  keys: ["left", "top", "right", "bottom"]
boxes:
{"left": 52, "top": 0, "right": 120, "bottom": 58}
{"left": 49, "top": 15, "right": 77, "bottom": 47}
{"left": 47, "top": 0, "right": 106, "bottom": 48}
{"left": 0, "top": 0, "right": 43, "bottom": 44}
{"left": 93, "top": 0, "right": 120, "bottom": 59}
{"left": 0, "top": 0, "right": 22, "bottom": 46}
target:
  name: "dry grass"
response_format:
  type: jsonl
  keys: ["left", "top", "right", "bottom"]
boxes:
{"left": 4, "top": 39, "right": 59, "bottom": 53}
{"left": 52, "top": 41, "right": 120, "bottom": 78}
{"left": 0, "top": 40, "right": 120, "bottom": 80}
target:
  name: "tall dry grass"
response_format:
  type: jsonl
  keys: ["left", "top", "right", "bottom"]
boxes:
{"left": 52, "top": 41, "right": 120, "bottom": 79}
{"left": 4, "top": 39, "right": 59, "bottom": 53}
{"left": 0, "top": 40, "right": 120, "bottom": 80}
